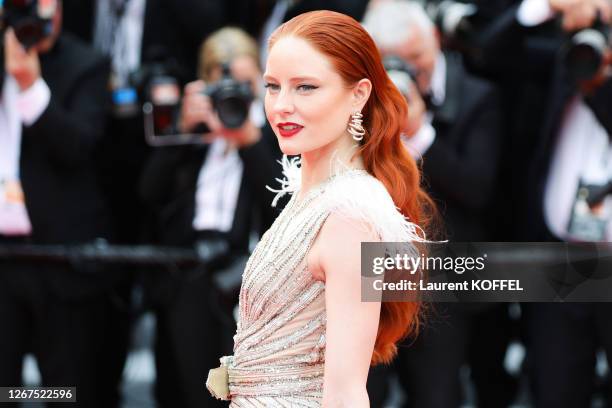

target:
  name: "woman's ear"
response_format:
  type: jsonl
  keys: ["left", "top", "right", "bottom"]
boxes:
{"left": 352, "top": 78, "right": 372, "bottom": 111}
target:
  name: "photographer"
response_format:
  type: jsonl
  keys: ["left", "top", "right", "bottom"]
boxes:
{"left": 139, "top": 27, "right": 283, "bottom": 408}
{"left": 363, "top": 3, "right": 509, "bottom": 407}
{"left": 429, "top": 0, "right": 612, "bottom": 405}
{"left": 512, "top": 1, "right": 612, "bottom": 406}
{"left": 60, "top": 0, "right": 227, "bottom": 244}
{"left": 0, "top": 0, "right": 126, "bottom": 406}
{"left": 519, "top": 0, "right": 612, "bottom": 243}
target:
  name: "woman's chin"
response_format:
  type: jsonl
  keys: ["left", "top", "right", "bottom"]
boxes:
{"left": 278, "top": 141, "right": 302, "bottom": 156}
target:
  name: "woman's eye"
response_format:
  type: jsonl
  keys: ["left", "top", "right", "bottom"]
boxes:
{"left": 297, "top": 84, "right": 317, "bottom": 92}
{"left": 264, "top": 82, "right": 280, "bottom": 91}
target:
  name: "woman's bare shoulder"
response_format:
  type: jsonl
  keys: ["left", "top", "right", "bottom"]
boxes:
{"left": 307, "top": 171, "right": 425, "bottom": 281}
{"left": 307, "top": 208, "right": 381, "bottom": 283}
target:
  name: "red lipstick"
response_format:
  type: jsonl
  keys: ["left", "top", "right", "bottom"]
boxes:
{"left": 277, "top": 122, "right": 303, "bottom": 138}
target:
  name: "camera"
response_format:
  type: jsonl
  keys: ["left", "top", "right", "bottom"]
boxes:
{"left": 111, "top": 46, "right": 185, "bottom": 134}
{"left": 1, "top": 0, "right": 56, "bottom": 49}
{"left": 383, "top": 55, "right": 419, "bottom": 100}
{"left": 142, "top": 61, "right": 255, "bottom": 146}
{"left": 561, "top": 18, "right": 610, "bottom": 82}
{"left": 128, "top": 58, "right": 184, "bottom": 137}
{"left": 108, "top": 45, "right": 185, "bottom": 123}
{"left": 203, "top": 63, "right": 254, "bottom": 129}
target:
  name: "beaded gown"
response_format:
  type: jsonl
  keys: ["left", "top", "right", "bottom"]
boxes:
{"left": 223, "top": 157, "right": 424, "bottom": 407}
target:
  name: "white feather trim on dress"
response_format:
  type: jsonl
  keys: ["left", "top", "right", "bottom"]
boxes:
{"left": 266, "top": 155, "right": 428, "bottom": 246}
{"left": 266, "top": 155, "right": 301, "bottom": 208}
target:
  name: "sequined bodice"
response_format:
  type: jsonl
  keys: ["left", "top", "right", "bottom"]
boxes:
{"left": 226, "top": 165, "right": 424, "bottom": 407}
{"left": 228, "top": 172, "right": 354, "bottom": 406}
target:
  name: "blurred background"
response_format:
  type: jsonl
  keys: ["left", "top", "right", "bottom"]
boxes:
{"left": 0, "top": 0, "right": 611, "bottom": 407}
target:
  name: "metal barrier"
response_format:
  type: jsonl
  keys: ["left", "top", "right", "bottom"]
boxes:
{"left": 0, "top": 239, "right": 229, "bottom": 266}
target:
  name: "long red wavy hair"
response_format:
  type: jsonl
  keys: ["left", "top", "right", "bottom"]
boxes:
{"left": 269, "top": 10, "right": 437, "bottom": 365}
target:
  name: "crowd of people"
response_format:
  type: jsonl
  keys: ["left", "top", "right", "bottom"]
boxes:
{"left": 0, "top": 0, "right": 610, "bottom": 407}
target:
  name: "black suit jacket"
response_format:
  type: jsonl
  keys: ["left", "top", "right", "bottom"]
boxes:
{"left": 421, "top": 53, "right": 503, "bottom": 241}
{"left": 140, "top": 125, "right": 284, "bottom": 249}
{"left": 19, "top": 33, "right": 113, "bottom": 245}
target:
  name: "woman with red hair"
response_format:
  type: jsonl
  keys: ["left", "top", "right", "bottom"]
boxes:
{"left": 206, "top": 10, "right": 436, "bottom": 407}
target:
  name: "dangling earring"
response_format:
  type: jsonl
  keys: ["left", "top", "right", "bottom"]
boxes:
{"left": 347, "top": 111, "right": 365, "bottom": 142}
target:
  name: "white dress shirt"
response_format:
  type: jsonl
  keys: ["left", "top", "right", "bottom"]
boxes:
{"left": 0, "top": 76, "right": 51, "bottom": 235}
{"left": 543, "top": 95, "right": 612, "bottom": 241}
{"left": 192, "top": 100, "right": 265, "bottom": 232}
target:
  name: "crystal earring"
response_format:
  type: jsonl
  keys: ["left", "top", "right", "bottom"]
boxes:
{"left": 347, "top": 111, "right": 365, "bottom": 142}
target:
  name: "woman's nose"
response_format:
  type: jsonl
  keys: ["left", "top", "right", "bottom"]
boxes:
{"left": 272, "top": 90, "right": 295, "bottom": 115}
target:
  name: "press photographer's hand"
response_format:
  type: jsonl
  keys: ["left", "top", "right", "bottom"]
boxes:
{"left": 550, "top": 0, "right": 611, "bottom": 32}
{"left": 179, "top": 80, "right": 213, "bottom": 133}
{"left": 4, "top": 28, "right": 41, "bottom": 91}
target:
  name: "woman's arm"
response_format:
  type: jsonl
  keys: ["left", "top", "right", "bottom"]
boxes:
{"left": 314, "top": 213, "right": 381, "bottom": 407}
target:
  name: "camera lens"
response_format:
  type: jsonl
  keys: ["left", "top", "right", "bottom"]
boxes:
{"left": 207, "top": 76, "right": 254, "bottom": 129}
{"left": 216, "top": 96, "right": 250, "bottom": 129}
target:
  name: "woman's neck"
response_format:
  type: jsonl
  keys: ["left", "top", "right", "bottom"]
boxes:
{"left": 298, "top": 134, "right": 365, "bottom": 199}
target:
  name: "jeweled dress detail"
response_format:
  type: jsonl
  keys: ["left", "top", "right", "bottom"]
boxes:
{"left": 224, "top": 158, "right": 424, "bottom": 407}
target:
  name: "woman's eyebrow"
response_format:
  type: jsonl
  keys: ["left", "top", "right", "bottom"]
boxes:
{"left": 289, "top": 76, "right": 319, "bottom": 82}
{"left": 262, "top": 74, "right": 319, "bottom": 82}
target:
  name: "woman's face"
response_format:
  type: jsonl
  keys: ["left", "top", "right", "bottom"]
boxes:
{"left": 263, "top": 36, "right": 357, "bottom": 156}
